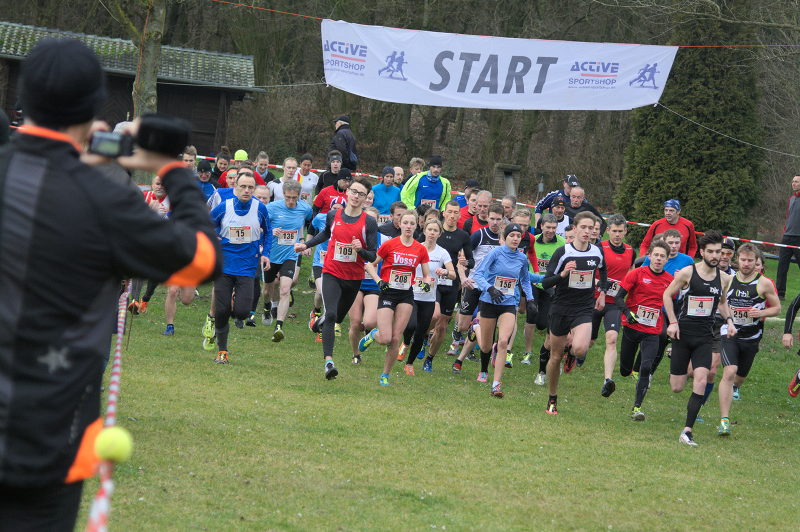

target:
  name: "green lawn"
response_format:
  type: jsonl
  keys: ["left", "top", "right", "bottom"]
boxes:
{"left": 78, "top": 259, "right": 800, "bottom": 531}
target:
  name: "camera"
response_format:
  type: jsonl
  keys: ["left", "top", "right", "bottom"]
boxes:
{"left": 88, "top": 113, "right": 191, "bottom": 158}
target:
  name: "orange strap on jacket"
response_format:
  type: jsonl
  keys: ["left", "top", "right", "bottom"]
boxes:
{"left": 166, "top": 232, "right": 216, "bottom": 286}
{"left": 65, "top": 417, "right": 103, "bottom": 483}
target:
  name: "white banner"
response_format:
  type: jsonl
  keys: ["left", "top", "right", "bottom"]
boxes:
{"left": 321, "top": 20, "right": 678, "bottom": 111}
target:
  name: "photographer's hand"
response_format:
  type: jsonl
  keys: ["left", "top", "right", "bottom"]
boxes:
{"left": 116, "top": 118, "right": 177, "bottom": 173}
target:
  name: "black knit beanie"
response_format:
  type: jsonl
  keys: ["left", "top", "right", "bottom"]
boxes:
{"left": 21, "top": 38, "right": 107, "bottom": 128}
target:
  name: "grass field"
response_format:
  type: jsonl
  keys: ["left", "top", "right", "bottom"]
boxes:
{"left": 78, "top": 260, "right": 800, "bottom": 531}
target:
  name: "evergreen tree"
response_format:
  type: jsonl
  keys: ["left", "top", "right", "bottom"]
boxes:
{"left": 617, "top": 4, "right": 763, "bottom": 247}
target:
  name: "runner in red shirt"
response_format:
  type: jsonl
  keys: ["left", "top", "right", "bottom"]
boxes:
{"left": 616, "top": 239, "right": 674, "bottom": 421}
{"left": 591, "top": 214, "right": 636, "bottom": 398}
{"left": 364, "top": 211, "right": 431, "bottom": 386}
{"left": 457, "top": 189, "right": 479, "bottom": 229}
{"left": 639, "top": 199, "right": 698, "bottom": 257}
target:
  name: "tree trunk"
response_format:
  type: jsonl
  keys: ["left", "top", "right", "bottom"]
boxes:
{"left": 131, "top": 0, "right": 166, "bottom": 117}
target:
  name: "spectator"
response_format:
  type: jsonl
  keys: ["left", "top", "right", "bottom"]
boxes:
{"left": 777, "top": 174, "right": 800, "bottom": 299}
{"left": 329, "top": 115, "right": 357, "bottom": 170}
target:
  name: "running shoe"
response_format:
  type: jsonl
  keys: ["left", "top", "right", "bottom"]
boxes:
{"left": 359, "top": 328, "right": 378, "bottom": 353}
{"left": 325, "top": 361, "right": 338, "bottom": 380}
{"left": 352, "top": 354, "right": 362, "bottom": 365}
{"left": 202, "top": 335, "right": 216, "bottom": 352}
{"left": 417, "top": 337, "right": 428, "bottom": 359}
{"left": 452, "top": 327, "right": 463, "bottom": 343}
{"left": 404, "top": 364, "right": 415, "bottom": 376}
{"left": 234, "top": 319, "right": 244, "bottom": 329}
{"left": 505, "top": 352, "right": 514, "bottom": 368}
{"left": 521, "top": 352, "right": 532, "bottom": 365}
{"left": 534, "top": 372, "right": 546, "bottom": 386}
{"left": 214, "top": 350, "right": 229, "bottom": 364}
{"left": 308, "top": 309, "right": 321, "bottom": 332}
{"left": 630, "top": 370, "right": 639, "bottom": 379}
{"left": 491, "top": 383, "right": 504, "bottom": 398}
{"left": 467, "top": 347, "right": 478, "bottom": 362}
{"left": 446, "top": 340, "right": 463, "bottom": 356}
{"left": 679, "top": 430, "right": 698, "bottom": 446}
{"left": 718, "top": 418, "right": 731, "bottom": 436}
{"left": 695, "top": 415, "right": 704, "bottom": 423}
{"left": 245, "top": 312, "right": 257, "bottom": 327}
{"left": 202, "top": 315, "right": 215, "bottom": 338}
{"left": 423, "top": 357, "right": 433, "bottom": 373}
{"left": 452, "top": 361, "right": 462, "bottom": 374}
{"left": 563, "top": 353, "right": 576, "bottom": 373}
{"left": 732, "top": 385, "right": 740, "bottom": 401}
{"left": 476, "top": 371, "right": 488, "bottom": 383}
{"left": 311, "top": 314, "right": 325, "bottom": 334}
{"left": 139, "top": 301, "right": 149, "bottom": 314}
{"left": 163, "top": 324, "right": 175, "bottom": 336}
{"left": 379, "top": 373, "right": 390, "bottom": 386}
{"left": 271, "top": 325, "right": 284, "bottom": 343}
{"left": 631, "top": 407, "right": 645, "bottom": 421}
{"left": 262, "top": 309, "right": 273, "bottom": 326}
{"left": 315, "top": 332, "right": 322, "bottom": 343}
{"left": 128, "top": 299, "right": 140, "bottom": 315}
{"left": 396, "top": 344, "right": 407, "bottom": 362}
{"left": 790, "top": 368, "right": 800, "bottom": 398}
{"left": 334, "top": 323, "right": 342, "bottom": 337}
{"left": 545, "top": 399, "right": 558, "bottom": 415}
{"left": 576, "top": 356, "right": 586, "bottom": 368}
{"left": 601, "top": 378, "right": 616, "bottom": 398}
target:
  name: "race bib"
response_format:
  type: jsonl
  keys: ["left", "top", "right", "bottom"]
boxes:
{"left": 229, "top": 226, "right": 251, "bottom": 244}
{"left": 333, "top": 242, "right": 356, "bottom": 262}
{"left": 606, "top": 279, "right": 621, "bottom": 297}
{"left": 568, "top": 270, "right": 592, "bottom": 289}
{"left": 438, "top": 274, "right": 453, "bottom": 286}
{"left": 413, "top": 277, "right": 428, "bottom": 293}
{"left": 636, "top": 305, "right": 660, "bottom": 328}
{"left": 537, "top": 259, "right": 549, "bottom": 272}
{"left": 730, "top": 306, "right": 754, "bottom": 326}
{"left": 277, "top": 229, "right": 298, "bottom": 246}
{"left": 421, "top": 199, "right": 437, "bottom": 208}
{"left": 687, "top": 296, "right": 713, "bottom": 317}
{"left": 378, "top": 214, "right": 391, "bottom": 224}
{"left": 494, "top": 276, "right": 517, "bottom": 295}
{"left": 389, "top": 270, "right": 411, "bottom": 290}
{"left": 319, "top": 250, "right": 327, "bottom": 262}
{"left": 301, "top": 192, "right": 311, "bottom": 202}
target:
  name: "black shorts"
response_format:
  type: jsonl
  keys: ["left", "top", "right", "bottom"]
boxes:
{"left": 479, "top": 301, "right": 516, "bottom": 320}
{"left": 526, "top": 287, "right": 551, "bottom": 329}
{"left": 437, "top": 284, "right": 460, "bottom": 316}
{"left": 549, "top": 308, "right": 593, "bottom": 337}
{"left": 360, "top": 288, "right": 380, "bottom": 297}
{"left": 711, "top": 315, "right": 724, "bottom": 353}
{"left": 591, "top": 303, "right": 622, "bottom": 340}
{"left": 378, "top": 288, "right": 415, "bottom": 310}
{"left": 264, "top": 260, "right": 296, "bottom": 283}
{"left": 459, "top": 287, "right": 482, "bottom": 316}
{"left": 721, "top": 338, "right": 760, "bottom": 378}
{"left": 313, "top": 265, "right": 323, "bottom": 280}
{"left": 670, "top": 336, "right": 712, "bottom": 375}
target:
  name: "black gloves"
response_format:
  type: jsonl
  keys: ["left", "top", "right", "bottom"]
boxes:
{"left": 526, "top": 298, "right": 538, "bottom": 320}
{"left": 487, "top": 287, "right": 504, "bottom": 304}
{"left": 379, "top": 280, "right": 390, "bottom": 292}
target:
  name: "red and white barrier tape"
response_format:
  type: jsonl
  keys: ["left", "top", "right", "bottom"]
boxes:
{"left": 85, "top": 282, "right": 130, "bottom": 532}
{"left": 625, "top": 221, "right": 799, "bottom": 250}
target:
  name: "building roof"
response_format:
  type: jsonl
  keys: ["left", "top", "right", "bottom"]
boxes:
{"left": 0, "top": 21, "right": 259, "bottom": 92}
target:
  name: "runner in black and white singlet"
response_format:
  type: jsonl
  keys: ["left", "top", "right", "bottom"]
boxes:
{"left": 540, "top": 212, "right": 608, "bottom": 415}
{"left": 663, "top": 230, "right": 735, "bottom": 446}
{"left": 717, "top": 243, "right": 780, "bottom": 435}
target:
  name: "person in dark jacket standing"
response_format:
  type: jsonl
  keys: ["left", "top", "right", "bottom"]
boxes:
{"left": 0, "top": 38, "right": 220, "bottom": 531}
{"left": 777, "top": 174, "right": 800, "bottom": 299}
{"left": 329, "top": 114, "right": 358, "bottom": 171}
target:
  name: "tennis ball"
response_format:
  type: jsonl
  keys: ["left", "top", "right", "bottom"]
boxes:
{"left": 95, "top": 426, "right": 133, "bottom": 462}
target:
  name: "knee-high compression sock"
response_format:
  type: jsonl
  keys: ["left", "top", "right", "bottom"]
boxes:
{"left": 702, "top": 382, "right": 715, "bottom": 405}
{"left": 538, "top": 346, "right": 550, "bottom": 373}
{"left": 685, "top": 392, "right": 704, "bottom": 428}
{"left": 480, "top": 350, "right": 492, "bottom": 373}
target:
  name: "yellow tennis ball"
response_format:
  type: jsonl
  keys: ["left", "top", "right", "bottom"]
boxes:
{"left": 94, "top": 426, "right": 133, "bottom": 462}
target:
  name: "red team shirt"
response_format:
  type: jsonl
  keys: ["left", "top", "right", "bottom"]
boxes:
{"left": 314, "top": 185, "right": 348, "bottom": 214}
{"left": 377, "top": 238, "right": 429, "bottom": 290}
{"left": 322, "top": 209, "right": 368, "bottom": 280}
{"left": 620, "top": 266, "right": 674, "bottom": 334}
{"left": 596, "top": 240, "right": 635, "bottom": 304}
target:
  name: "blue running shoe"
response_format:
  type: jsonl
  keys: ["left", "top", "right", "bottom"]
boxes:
{"left": 379, "top": 373, "right": 390, "bottom": 386}
{"left": 732, "top": 385, "right": 740, "bottom": 401}
{"left": 417, "top": 336, "right": 429, "bottom": 359}
{"left": 423, "top": 357, "right": 432, "bottom": 372}
{"left": 163, "top": 324, "right": 175, "bottom": 336}
{"left": 359, "top": 328, "right": 378, "bottom": 353}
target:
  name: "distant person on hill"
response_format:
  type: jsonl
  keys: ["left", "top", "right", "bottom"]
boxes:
{"left": 330, "top": 115, "right": 357, "bottom": 171}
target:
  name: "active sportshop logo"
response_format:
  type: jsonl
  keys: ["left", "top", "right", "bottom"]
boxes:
{"left": 323, "top": 39, "right": 368, "bottom": 75}
{"left": 378, "top": 50, "right": 408, "bottom": 81}
{"left": 569, "top": 60, "right": 619, "bottom": 88}
{"left": 629, "top": 63, "right": 661, "bottom": 89}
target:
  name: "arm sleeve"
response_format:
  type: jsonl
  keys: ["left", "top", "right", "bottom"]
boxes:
{"left": 357, "top": 215, "right": 378, "bottom": 263}
{"left": 784, "top": 292, "right": 800, "bottom": 334}
{"left": 686, "top": 220, "right": 698, "bottom": 257}
{"left": 304, "top": 211, "right": 335, "bottom": 248}
{"left": 400, "top": 175, "right": 419, "bottom": 209}
{"left": 535, "top": 191, "right": 555, "bottom": 214}
{"left": 470, "top": 229, "right": 481, "bottom": 250}
{"left": 106, "top": 163, "right": 220, "bottom": 285}
{"left": 461, "top": 233, "right": 475, "bottom": 269}
{"left": 596, "top": 259, "right": 608, "bottom": 292}
{"left": 260, "top": 204, "right": 272, "bottom": 256}
{"left": 614, "top": 287, "right": 628, "bottom": 309}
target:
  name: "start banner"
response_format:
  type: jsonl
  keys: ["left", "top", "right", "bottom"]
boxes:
{"left": 321, "top": 20, "right": 678, "bottom": 111}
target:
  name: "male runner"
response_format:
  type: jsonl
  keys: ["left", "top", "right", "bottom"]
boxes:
{"left": 400, "top": 155, "right": 452, "bottom": 210}
{"left": 662, "top": 231, "right": 735, "bottom": 446}
{"left": 378, "top": 201, "right": 408, "bottom": 237}
{"left": 639, "top": 199, "right": 698, "bottom": 258}
{"left": 462, "top": 190, "right": 491, "bottom": 234}
{"left": 535, "top": 174, "right": 578, "bottom": 225}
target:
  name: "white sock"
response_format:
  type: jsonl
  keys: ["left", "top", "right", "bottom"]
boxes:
{"left": 492, "top": 380, "right": 500, "bottom": 388}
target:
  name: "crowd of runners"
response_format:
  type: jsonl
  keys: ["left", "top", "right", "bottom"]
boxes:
{"left": 130, "top": 147, "right": 800, "bottom": 447}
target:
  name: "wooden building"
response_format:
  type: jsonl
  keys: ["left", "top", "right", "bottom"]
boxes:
{"left": 0, "top": 21, "right": 261, "bottom": 154}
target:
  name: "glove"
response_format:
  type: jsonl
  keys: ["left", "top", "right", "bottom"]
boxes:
{"left": 420, "top": 281, "right": 431, "bottom": 293}
{"left": 379, "top": 280, "right": 390, "bottom": 292}
{"left": 625, "top": 309, "right": 638, "bottom": 324}
{"left": 526, "top": 298, "right": 538, "bottom": 319}
{"left": 487, "top": 286, "right": 504, "bottom": 304}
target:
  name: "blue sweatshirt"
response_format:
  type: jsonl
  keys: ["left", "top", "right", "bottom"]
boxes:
{"left": 472, "top": 245, "right": 543, "bottom": 306}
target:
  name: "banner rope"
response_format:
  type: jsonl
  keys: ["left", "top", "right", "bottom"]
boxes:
{"left": 84, "top": 281, "right": 130, "bottom": 532}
